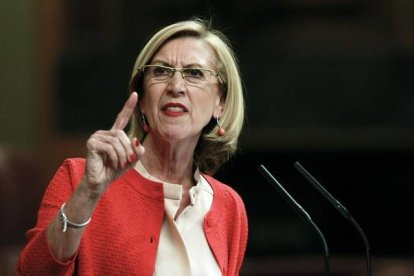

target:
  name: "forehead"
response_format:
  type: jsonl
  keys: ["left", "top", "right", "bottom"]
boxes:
{"left": 152, "top": 37, "right": 217, "bottom": 68}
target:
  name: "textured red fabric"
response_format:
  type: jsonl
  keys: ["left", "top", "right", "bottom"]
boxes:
{"left": 16, "top": 158, "right": 248, "bottom": 275}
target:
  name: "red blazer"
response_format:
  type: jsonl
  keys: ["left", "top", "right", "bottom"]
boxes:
{"left": 17, "top": 158, "right": 248, "bottom": 275}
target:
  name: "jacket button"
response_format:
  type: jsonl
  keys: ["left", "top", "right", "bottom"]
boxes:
{"left": 206, "top": 217, "right": 215, "bottom": 227}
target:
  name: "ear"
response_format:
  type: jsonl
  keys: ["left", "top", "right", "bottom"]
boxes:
{"left": 214, "top": 95, "right": 225, "bottom": 118}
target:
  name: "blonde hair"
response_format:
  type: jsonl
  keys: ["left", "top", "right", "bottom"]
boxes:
{"left": 128, "top": 18, "right": 245, "bottom": 174}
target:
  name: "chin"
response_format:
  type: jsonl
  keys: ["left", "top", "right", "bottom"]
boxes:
{"left": 159, "top": 126, "right": 200, "bottom": 143}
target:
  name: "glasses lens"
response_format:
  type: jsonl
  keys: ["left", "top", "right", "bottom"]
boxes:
{"left": 145, "top": 66, "right": 172, "bottom": 81}
{"left": 182, "top": 68, "right": 210, "bottom": 84}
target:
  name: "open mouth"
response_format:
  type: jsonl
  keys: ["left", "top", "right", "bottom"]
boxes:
{"left": 161, "top": 102, "right": 188, "bottom": 116}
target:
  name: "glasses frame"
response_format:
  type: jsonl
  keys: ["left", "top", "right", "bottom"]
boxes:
{"left": 139, "top": 64, "right": 222, "bottom": 85}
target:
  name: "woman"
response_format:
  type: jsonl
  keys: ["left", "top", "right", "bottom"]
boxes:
{"left": 17, "top": 18, "right": 247, "bottom": 275}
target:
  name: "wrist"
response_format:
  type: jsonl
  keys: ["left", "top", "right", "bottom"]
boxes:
{"left": 59, "top": 202, "right": 91, "bottom": 232}
{"left": 76, "top": 176, "right": 105, "bottom": 201}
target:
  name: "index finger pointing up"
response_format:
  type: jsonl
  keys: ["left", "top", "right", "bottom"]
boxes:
{"left": 112, "top": 92, "right": 138, "bottom": 130}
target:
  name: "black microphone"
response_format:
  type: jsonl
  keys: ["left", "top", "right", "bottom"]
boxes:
{"left": 259, "top": 164, "right": 330, "bottom": 276}
{"left": 294, "top": 161, "right": 372, "bottom": 276}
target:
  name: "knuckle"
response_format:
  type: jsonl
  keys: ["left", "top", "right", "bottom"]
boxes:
{"left": 86, "top": 137, "right": 97, "bottom": 148}
{"left": 113, "top": 129, "right": 124, "bottom": 137}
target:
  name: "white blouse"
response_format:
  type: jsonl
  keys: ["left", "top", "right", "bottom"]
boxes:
{"left": 135, "top": 161, "right": 221, "bottom": 276}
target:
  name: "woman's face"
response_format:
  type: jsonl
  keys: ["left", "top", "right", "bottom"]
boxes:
{"left": 140, "top": 37, "right": 224, "bottom": 143}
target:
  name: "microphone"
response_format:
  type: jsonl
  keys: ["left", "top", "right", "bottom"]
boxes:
{"left": 294, "top": 161, "right": 372, "bottom": 276}
{"left": 258, "top": 164, "right": 330, "bottom": 276}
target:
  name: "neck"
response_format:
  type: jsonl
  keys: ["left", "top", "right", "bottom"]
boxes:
{"left": 138, "top": 134, "right": 198, "bottom": 189}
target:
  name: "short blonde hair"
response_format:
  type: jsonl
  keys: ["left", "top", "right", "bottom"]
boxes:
{"left": 128, "top": 18, "right": 245, "bottom": 174}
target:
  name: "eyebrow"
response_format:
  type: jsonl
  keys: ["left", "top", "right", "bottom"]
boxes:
{"left": 150, "top": 60, "right": 206, "bottom": 69}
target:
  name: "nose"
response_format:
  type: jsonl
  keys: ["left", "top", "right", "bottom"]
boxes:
{"left": 167, "top": 70, "right": 186, "bottom": 95}
{"left": 172, "top": 69, "right": 186, "bottom": 79}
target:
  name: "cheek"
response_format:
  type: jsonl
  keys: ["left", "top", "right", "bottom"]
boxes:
{"left": 193, "top": 95, "right": 218, "bottom": 120}
{"left": 141, "top": 86, "right": 161, "bottom": 113}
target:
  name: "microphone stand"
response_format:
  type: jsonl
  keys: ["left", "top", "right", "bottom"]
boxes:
{"left": 259, "top": 164, "right": 330, "bottom": 276}
{"left": 294, "top": 162, "right": 372, "bottom": 276}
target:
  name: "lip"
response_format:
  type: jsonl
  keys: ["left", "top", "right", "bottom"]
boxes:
{"left": 161, "top": 102, "right": 188, "bottom": 117}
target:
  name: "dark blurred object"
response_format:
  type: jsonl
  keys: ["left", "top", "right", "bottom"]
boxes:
{"left": 56, "top": 50, "right": 130, "bottom": 134}
{"left": 217, "top": 149, "right": 414, "bottom": 257}
{"left": 0, "top": 146, "right": 42, "bottom": 275}
{"left": 241, "top": 255, "right": 414, "bottom": 276}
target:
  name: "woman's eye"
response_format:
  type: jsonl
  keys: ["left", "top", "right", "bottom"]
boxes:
{"left": 185, "top": 69, "right": 204, "bottom": 78}
{"left": 153, "top": 67, "right": 170, "bottom": 76}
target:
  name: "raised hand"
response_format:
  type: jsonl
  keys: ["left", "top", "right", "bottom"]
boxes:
{"left": 84, "top": 92, "right": 145, "bottom": 195}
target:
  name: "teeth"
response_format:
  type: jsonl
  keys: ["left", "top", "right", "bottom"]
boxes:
{"left": 166, "top": 106, "right": 184, "bottom": 112}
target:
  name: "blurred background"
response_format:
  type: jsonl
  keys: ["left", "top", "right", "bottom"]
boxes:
{"left": 1, "top": 0, "right": 413, "bottom": 275}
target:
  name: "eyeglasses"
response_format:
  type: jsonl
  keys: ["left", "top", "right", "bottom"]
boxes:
{"left": 140, "top": 65, "right": 221, "bottom": 85}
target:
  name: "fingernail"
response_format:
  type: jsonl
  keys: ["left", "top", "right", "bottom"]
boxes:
{"left": 134, "top": 138, "right": 140, "bottom": 148}
{"left": 129, "top": 153, "right": 137, "bottom": 163}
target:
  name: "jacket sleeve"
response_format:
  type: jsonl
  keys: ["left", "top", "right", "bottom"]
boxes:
{"left": 16, "top": 158, "right": 85, "bottom": 276}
